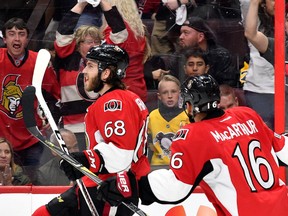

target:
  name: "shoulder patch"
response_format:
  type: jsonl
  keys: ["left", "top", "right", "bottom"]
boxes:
{"left": 104, "top": 99, "right": 122, "bottom": 112}
{"left": 173, "top": 129, "right": 189, "bottom": 141}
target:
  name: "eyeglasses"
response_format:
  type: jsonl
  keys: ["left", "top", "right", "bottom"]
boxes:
{"left": 81, "top": 40, "right": 100, "bottom": 45}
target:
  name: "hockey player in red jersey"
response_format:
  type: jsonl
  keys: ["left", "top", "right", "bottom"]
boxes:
{"left": 97, "top": 74, "right": 288, "bottom": 216}
{"left": 32, "top": 44, "right": 150, "bottom": 216}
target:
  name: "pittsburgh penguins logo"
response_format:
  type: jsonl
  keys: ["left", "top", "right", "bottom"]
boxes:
{"left": 153, "top": 132, "right": 174, "bottom": 158}
{"left": 104, "top": 99, "right": 122, "bottom": 112}
{"left": 173, "top": 129, "right": 189, "bottom": 141}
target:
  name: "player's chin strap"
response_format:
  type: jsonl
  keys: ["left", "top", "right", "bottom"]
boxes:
{"left": 180, "top": 91, "right": 195, "bottom": 123}
{"left": 187, "top": 112, "right": 195, "bottom": 123}
{"left": 181, "top": 101, "right": 195, "bottom": 123}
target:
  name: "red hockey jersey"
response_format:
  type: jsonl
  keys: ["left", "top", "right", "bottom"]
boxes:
{"left": 147, "top": 106, "right": 288, "bottom": 216}
{"left": 83, "top": 89, "right": 150, "bottom": 186}
{"left": 0, "top": 49, "right": 60, "bottom": 151}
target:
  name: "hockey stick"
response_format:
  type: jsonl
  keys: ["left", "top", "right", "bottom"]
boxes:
{"left": 32, "top": 49, "right": 99, "bottom": 216}
{"left": 23, "top": 89, "right": 148, "bottom": 216}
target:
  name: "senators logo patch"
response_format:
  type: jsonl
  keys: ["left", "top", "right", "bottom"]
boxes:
{"left": 0, "top": 74, "right": 23, "bottom": 119}
{"left": 104, "top": 99, "right": 122, "bottom": 112}
{"left": 173, "top": 129, "right": 189, "bottom": 141}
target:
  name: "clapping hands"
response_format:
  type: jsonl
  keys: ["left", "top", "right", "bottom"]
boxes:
{"left": 0, "top": 164, "right": 13, "bottom": 186}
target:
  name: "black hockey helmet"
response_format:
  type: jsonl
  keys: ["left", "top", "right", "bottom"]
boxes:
{"left": 181, "top": 74, "right": 220, "bottom": 115}
{"left": 86, "top": 43, "right": 129, "bottom": 79}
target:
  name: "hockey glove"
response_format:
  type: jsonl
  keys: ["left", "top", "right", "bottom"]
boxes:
{"left": 60, "top": 150, "right": 104, "bottom": 181}
{"left": 96, "top": 170, "right": 138, "bottom": 206}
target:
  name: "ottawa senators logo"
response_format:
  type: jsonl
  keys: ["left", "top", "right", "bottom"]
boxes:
{"left": 0, "top": 75, "right": 23, "bottom": 119}
{"left": 104, "top": 99, "right": 122, "bottom": 112}
{"left": 173, "top": 129, "right": 189, "bottom": 141}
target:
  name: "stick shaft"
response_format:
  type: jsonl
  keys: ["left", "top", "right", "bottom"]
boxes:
{"left": 31, "top": 50, "right": 99, "bottom": 216}
{"left": 26, "top": 58, "right": 148, "bottom": 216}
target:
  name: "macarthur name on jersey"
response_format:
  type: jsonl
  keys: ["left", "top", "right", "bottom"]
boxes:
{"left": 210, "top": 119, "right": 259, "bottom": 142}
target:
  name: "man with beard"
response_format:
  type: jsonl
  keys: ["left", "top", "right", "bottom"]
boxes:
{"left": 168, "top": 16, "right": 240, "bottom": 88}
{"left": 32, "top": 44, "right": 150, "bottom": 216}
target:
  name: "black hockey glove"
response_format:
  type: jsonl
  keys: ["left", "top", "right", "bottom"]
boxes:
{"left": 46, "top": 185, "right": 79, "bottom": 216}
{"left": 96, "top": 170, "right": 138, "bottom": 206}
{"left": 59, "top": 152, "right": 89, "bottom": 181}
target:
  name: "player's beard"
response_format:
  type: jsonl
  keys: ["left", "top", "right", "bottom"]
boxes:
{"left": 92, "top": 75, "right": 104, "bottom": 93}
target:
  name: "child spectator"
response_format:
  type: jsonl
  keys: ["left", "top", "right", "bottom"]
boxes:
{"left": 184, "top": 47, "right": 210, "bottom": 78}
{"left": 149, "top": 75, "right": 189, "bottom": 165}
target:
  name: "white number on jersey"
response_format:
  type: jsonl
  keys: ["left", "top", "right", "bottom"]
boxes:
{"left": 171, "top": 152, "right": 184, "bottom": 169}
{"left": 104, "top": 120, "right": 126, "bottom": 137}
{"left": 233, "top": 140, "right": 274, "bottom": 191}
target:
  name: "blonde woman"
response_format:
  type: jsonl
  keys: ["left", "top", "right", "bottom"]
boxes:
{"left": 0, "top": 138, "right": 30, "bottom": 185}
{"left": 99, "top": 0, "right": 150, "bottom": 102}
{"left": 72, "top": 0, "right": 150, "bottom": 102}
{"left": 54, "top": 2, "right": 102, "bottom": 151}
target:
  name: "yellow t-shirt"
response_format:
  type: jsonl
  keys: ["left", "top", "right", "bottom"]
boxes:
{"left": 148, "top": 109, "right": 189, "bottom": 165}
